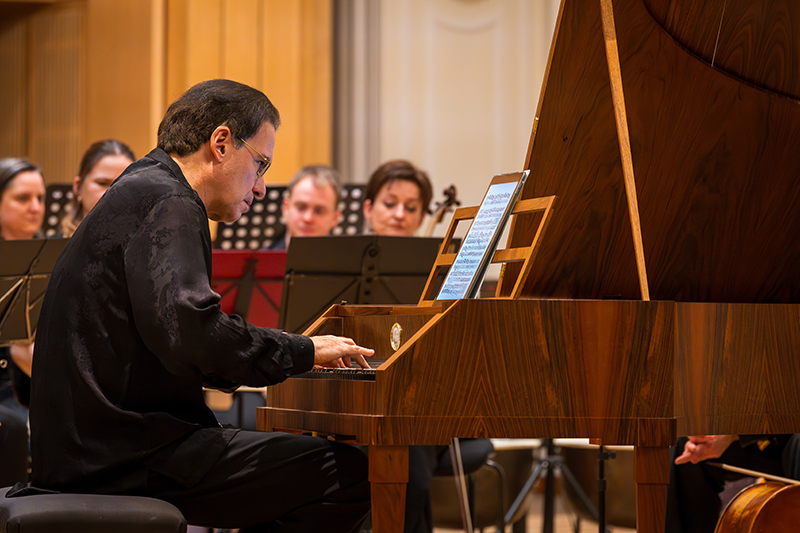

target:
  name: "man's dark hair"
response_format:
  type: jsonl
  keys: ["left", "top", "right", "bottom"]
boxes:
{"left": 157, "top": 79, "right": 281, "bottom": 156}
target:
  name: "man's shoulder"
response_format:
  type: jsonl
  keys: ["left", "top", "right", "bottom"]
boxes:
{"left": 110, "top": 149, "right": 198, "bottom": 205}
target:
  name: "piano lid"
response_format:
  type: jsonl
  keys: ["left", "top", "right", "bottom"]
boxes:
{"left": 510, "top": 0, "right": 800, "bottom": 303}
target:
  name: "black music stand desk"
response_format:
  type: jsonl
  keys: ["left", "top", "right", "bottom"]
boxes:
{"left": 0, "top": 239, "right": 68, "bottom": 346}
{"left": 278, "top": 236, "right": 444, "bottom": 334}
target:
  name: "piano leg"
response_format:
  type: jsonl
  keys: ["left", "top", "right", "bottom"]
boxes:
{"left": 634, "top": 445, "right": 670, "bottom": 533}
{"left": 369, "top": 445, "right": 409, "bottom": 533}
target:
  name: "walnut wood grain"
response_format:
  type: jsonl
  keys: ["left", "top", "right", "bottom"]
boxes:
{"left": 264, "top": 299, "right": 678, "bottom": 445}
{"left": 379, "top": 300, "right": 673, "bottom": 422}
{"left": 511, "top": 0, "right": 800, "bottom": 304}
{"left": 674, "top": 303, "right": 800, "bottom": 435}
{"left": 259, "top": 298, "right": 800, "bottom": 533}
{"left": 645, "top": 0, "right": 800, "bottom": 100}
{"left": 600, "top": 0, "right": 651, "bottom": 301}
{"left": 369, "top": 446, "right": 408, "bottom": 533}
{"left": 259, "top": 2, "right": 800, "bottom": 532}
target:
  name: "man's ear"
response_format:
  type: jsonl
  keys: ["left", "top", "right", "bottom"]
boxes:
{"left": 209, "top": 125, "right": 233, "bottom": 162}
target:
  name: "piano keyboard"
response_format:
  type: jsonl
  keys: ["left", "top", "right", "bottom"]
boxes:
{"left": 295, "top": 359, "right": 385, "bottom": 381}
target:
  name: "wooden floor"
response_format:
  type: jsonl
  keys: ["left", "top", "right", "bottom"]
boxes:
{"left": 433, "top": 491, "right": 637, "bottom": 533}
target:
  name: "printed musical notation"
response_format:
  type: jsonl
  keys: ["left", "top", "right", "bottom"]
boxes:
{"left": 437, "top": 180, "right": 521, "bottom": 300}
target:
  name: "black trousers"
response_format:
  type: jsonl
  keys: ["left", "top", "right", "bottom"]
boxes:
{"left": 665, "top": 435, "right": 800, "bottom": 533}
{"left": 404, "top": 445, "right": 449, "bottom": 533}
{"left": 0, "top": 402, "right": 28, "bottom": 487}
{"left": 147, "top": 430, "right": 370, "bottom": 533}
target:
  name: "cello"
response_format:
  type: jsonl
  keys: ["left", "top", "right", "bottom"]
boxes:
{"left": 712, "top": 463, "right": 800, "bottom": 532}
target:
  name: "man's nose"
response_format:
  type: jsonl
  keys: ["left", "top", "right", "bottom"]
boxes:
{"left": 253, "top": 177, "right": 266, "bottom": 199}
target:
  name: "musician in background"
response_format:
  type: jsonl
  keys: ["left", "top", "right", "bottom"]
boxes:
{"left": 269, "top": 164, "right": 342, "bottom": 249}
{"left": 0, "top": 157, "right": 46, "bottom": 487}
{"left": 362, "top": 160, "right": 491, "bottom": 533}
{"left": 24, "top": 79, "right": 373, "bottom": 533}
{"left": 5, "top": 140, "right": 135, "bottom": 425}
{"left": 60, "top": 139, "right": 135, "bottom": 237}
{"left": 362, "top": 159, "right": 432, "bottom": 237}
{"left": 666, "top": 433, "right": 800, "bottom": 532}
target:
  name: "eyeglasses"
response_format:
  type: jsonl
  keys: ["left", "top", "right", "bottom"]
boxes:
{"left": 238, "top": 137, "right": 272, "bottom": 177}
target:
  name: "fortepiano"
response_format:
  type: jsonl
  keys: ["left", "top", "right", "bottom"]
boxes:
{"left": 258, "top": 1, "right": 800, "bottom": 532}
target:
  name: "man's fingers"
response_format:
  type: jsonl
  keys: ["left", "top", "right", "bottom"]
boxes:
{"left": 352, "top": 353, "right": 370, "bottom": 369}
{"left": 356, "top": 346, "right": 374, "bottom": 358}
{"left": 311, "top": 335, "right": 374, "bottom": 367}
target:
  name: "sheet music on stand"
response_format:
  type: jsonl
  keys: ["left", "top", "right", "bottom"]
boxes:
{"left": 436, "top": 171, "right": 529, "bottom": 301}
{"left": 0, "top": 238, "right": 68, "bottom": 346}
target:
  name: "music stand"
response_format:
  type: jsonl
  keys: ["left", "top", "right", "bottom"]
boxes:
{"left": 0, "top": 239, "right": 68, "bottom": 346}
{"left": 210, "top": 250, "right": 287, "bottom": 328}
{"left": 278, "top": 235, "right": 444, "bottom": 333}
{"left": 43, "top": 184, "right": 73, "bottom": 237}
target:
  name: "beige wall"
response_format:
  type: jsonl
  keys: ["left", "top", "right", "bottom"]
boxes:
{"left": 334, "top": 0, "right": 560, "bottom": 240}
{"left": 379, "top": 0, "right": 560, "bottom": 216}
{"left": 0, "top": 0, "right": 332, "bottom": 185}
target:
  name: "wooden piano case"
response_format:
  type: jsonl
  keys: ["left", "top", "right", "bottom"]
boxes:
{"left": 260, "top": 0, "right": 800, "bottom": 530}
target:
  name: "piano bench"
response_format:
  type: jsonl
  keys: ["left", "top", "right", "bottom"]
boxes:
{"left": 0, "top": 486, "right": 187, "bottom": 533}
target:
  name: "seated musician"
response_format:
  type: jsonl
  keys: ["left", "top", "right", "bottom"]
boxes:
{"left": 60, "top": 139, "right": 135, "bottom": 238}
{"left": 268, "top": 164, "right": 342, "bottom": 249}
{"left": 362, "top": 160, "right": 492, "bottom": 533}
{"left": 666, "top": 433, "right": 800, "bottom": 532}
{"left": 21, "top": 79, "right": 374, "bottom": 533}
{"left": 362, "top": 159, "right": 431, "bottom": 237}
{"left": 0, "top": 157, "right": 46, "bottom": 487}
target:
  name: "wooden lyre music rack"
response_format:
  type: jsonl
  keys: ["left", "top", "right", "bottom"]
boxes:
{"left": 418, "top": 195, "right": 557, "bottom": 306}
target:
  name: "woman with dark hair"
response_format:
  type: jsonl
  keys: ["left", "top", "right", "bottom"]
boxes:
{"left": 361, "top": 159, "right": 490, "bottom": 533}
{"left": 363, "top": 159, "right": 432, "bottom": 236}
{"left": 0, "top": 158, "right": 45, "bottom": 241}
{"left": 60, "top": 139, "right": 135, "bottom": 237}
{"left": 0, "top": 157, "right": 46, "bottom": 486}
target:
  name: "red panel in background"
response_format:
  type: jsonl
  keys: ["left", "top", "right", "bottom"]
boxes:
{"left": 211, "top": 250, "right": 286, "bottom": 328}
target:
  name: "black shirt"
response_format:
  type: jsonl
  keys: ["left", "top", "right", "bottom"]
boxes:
{"left": 30, "top": 148, "right": 314, "bottom": 493}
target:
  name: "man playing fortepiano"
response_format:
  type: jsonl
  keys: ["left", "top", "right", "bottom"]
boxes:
{"left": 22, "top": 79, "right": 374, "bottom": 533}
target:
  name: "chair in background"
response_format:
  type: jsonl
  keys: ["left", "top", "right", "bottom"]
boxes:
{"left": 431, "top": 439, "right": 538, "bottom": 533}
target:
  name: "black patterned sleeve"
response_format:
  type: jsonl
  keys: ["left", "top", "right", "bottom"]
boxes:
{"left": 123, "top": 194, "right": 314, "bottom": 387}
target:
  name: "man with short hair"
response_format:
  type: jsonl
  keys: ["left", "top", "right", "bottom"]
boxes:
{"left": 27, "top": 79, "right": 372, "bottom": 533}
{"left": 271, "top": 165, "right": 342, "bottom": 249}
